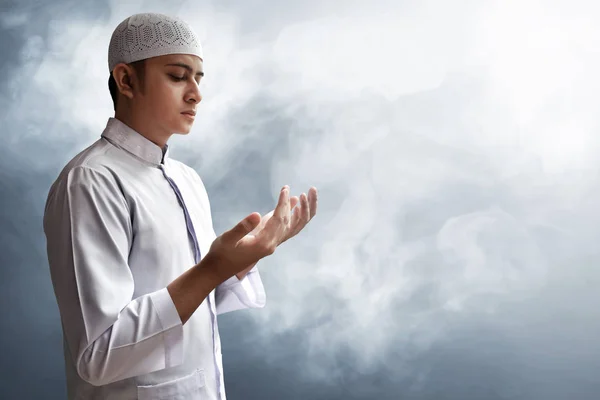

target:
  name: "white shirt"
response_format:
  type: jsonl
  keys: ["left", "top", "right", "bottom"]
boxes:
{"left": 43, "top": 117, "right": 266, "bottom": 400}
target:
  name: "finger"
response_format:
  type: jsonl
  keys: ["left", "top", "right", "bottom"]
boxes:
{"left": 308, "top": 187, "right": 318, "bottom": 219}
{"left": 288, "top": 195, "right": 304, "bottom": 231}
{"left": 223, "top": 212, "right": 261, "bottom": 243}
{"left": 272, "top": 186, "right": 291, "bottom": 224}
{"left": 298, "top": 192, "right": 310, "bottom": 232}
{"left": 290, "top": 196, "right": 299, "bottom": 212}
{"left": 249, "top": 210, "right": 272, "bottom": 235}
{"left": 286, "top": 192, "right": 309, "bottom": 241}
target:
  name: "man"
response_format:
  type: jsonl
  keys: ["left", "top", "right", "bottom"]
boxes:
{"left": 43, "top": 12, "right": 317, "bottom": 400}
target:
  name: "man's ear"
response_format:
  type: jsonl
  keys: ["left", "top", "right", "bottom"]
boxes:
{"left": 112, "top": 63, "right": 136, "bottom": 100}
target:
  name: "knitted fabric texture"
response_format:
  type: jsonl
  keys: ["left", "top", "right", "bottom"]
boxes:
{"left": 108, "top": 13, "right": 203, "bottom": 72}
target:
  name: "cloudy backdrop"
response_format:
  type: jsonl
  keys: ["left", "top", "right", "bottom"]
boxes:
{"left": 1, "top": 0, "right": 600, "bottom": 398}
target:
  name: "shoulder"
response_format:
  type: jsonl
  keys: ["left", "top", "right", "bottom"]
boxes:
{"left": 52, "top": 139, "right": 119, "bottom": 185}
{"left": 46, "top": 141, "right": 127, "bottom": 211}
{"left": 44, "top": 152, "right": 130, "bottom": 229}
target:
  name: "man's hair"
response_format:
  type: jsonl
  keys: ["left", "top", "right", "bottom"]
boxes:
{"left": 108, "top": 60, "right": 146, "bottom": 111}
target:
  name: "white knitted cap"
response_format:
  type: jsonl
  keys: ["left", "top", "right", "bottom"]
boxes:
{"left": 108, "top": 13, "right": 203, "bottom": 72}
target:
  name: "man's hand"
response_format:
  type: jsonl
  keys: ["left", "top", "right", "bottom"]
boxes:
{"left": 206, "top": 185, "right": 317, "bottom": 282}
{"left": 249, "top": 186, "right": 318, "bottom": 245}
{"left": 169, "top": 185, "right": 317, "bottom": 324}
{"left": 232, "top": 186, "right": 318, "bottom": 280}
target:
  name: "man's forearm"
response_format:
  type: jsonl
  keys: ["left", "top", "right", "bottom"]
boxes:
{"left": 167, "top": 254, "right": 225, "bottom": 325}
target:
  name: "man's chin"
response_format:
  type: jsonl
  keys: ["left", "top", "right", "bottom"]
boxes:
{"left": 172, "top": 126, "right": 193, "bottom": 135}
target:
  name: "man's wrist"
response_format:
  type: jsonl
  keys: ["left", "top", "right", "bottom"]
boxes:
{"left": 167, "top": 253, "right": 229, "bottom": 325}
{"left": 196, "top": 252, "right": 228, "bottom": 287}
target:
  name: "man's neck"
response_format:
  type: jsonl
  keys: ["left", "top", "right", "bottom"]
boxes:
{"left": 114, "top": 110, "right": 170, "bottom": 149}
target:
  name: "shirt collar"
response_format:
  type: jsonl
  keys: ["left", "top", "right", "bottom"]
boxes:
{"left": 100, "top": 117, "right": 170, "bottom": 166}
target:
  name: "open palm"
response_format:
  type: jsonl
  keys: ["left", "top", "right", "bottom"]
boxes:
{"left": 250, "top": 187, "right": 318, "bottom": 244}
{"left": 218, "top": 186, "right": 318, "bottom": 280}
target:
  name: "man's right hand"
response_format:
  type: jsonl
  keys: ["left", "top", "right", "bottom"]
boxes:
{"left": 204, "top": 185, "right": 294, "bottom": 282}
{"left": 168, "top": 185, "right": 300, "bottom": 324}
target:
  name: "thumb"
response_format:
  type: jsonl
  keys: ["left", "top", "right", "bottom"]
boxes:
{"left": 223, "top": 212, "right": 261, "bottom": 243}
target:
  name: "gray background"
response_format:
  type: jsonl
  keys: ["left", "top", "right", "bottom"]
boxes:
{"left": 2, "top": 0, "right": 600, "bottom": 399}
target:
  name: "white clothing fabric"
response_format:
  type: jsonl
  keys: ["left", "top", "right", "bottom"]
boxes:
{"left": 43, "top": 117, "right": 265, "bottom": 399}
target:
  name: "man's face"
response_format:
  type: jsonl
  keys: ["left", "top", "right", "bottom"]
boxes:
{"left": 134, "top": 54, "right": 204, "bottom": 136}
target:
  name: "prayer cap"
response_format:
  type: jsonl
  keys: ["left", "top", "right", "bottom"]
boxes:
{"left": 108, "top": 12, "right": 203, "bottom": 72}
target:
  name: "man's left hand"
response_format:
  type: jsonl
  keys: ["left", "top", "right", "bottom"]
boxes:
{"left": 234, "top": 187, "right": 318, "bottom": 280}
{"left": 250, "top": 186, "right": 318, "bottom": 244}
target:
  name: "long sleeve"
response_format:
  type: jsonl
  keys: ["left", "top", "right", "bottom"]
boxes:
{"left": 215, "top": 265, "right": 266, "bottom": 315}
{"left": 43, "top": 166, "right": 184, "bottom": 387}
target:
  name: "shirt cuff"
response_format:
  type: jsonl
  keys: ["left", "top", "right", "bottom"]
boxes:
{"left": 215, "top": 267, "right": 266, "bottom": 314}
{"left": 219, "top": 265, "right": 257, "bottom": 289}
{"left": 149, "top": 288, "right": 184, "bottom": 368}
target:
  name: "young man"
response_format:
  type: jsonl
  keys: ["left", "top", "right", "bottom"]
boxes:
{"left": 43, "top": 12, "right": 317, "bottom": 400}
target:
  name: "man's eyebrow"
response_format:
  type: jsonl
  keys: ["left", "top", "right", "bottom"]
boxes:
{"left": 165, "top": 62, "right": 204, "bottom": 77}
